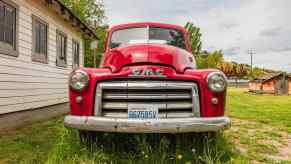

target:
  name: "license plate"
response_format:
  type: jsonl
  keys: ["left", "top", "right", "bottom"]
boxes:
{"left": 128, "top": 104, "right": 159, "bottom": 119}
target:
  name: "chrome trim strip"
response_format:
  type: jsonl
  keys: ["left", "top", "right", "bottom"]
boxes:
{"left": 103, "top": 93, "right": 191, "bottom": 100}
{"left": 94, "top": 85, "right": 103, "bottom": 116}
{"left": 192, "top": 86, "right": 200, "bottom": 117}
{"left": 102, "top": 102, "right": 192, "bottom": 110}
{"left": 102, "top": 111, "right": 194, "bottom": 118}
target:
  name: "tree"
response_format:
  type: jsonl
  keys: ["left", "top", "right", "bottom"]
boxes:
{"left": 184, "top": 23, "right": 225, "bottom": 70}
{"left": 185, "top": 22, "right": 202, "bottom": 56}
{"left": 251, "top": 67, "right": 266, "bottom": 79}
{"left": 195, "top": 50, "right": 224, "bottom": 69}
{"left": 218, "top": 61, "right": 248, "bottom": 79}
{"left": 218, "top": 62, "right": 234, "bottom": 77}
{"left": 184, "top": 22, "right": 276, "bottom": 79}
{"left": 207, "top": 50, "right": 223, "bottom": 68}
{"left": 236, "top": 64, "right": 248, "bottom": 79}
{"left": 60, "top": 0, "right": 107, "bottom": 67}
{"left": 84, "top": 25, "right": 108, "bottom": 67}
{"left": 195, "top": 51, "right": 209, "bottom": 69}
{"left": 60, "top": 0, "right": 106, "bottom": 29}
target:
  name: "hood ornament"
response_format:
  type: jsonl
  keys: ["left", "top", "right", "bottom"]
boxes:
{"left": 129, "top": 68, "right": 166, "bottom": 78}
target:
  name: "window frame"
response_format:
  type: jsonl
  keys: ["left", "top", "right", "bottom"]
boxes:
{"left": 56, "top": 29, "right": 67, "bottom": 67}
{"left": 72, "top": 39, "right": 80, "bottom": 68}
{"left": 109, "top": 26, "right": 187, "bottom": 50}
{"left": 0, "top": 0, "right": 18, "bottom": 57}
{"left": 32, "top": 15, "right": 49, "bottom": 64}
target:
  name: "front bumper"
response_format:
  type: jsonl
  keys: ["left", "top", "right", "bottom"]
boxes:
{"left": 64, "top": 115, "right": 231, "bottom": 133}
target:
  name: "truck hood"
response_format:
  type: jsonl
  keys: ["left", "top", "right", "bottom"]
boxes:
{"left": 101, "top": 44, "right": 196, "bottom": 73}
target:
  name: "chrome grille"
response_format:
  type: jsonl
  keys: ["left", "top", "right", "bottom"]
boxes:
{"left": 94, "top": 80, "right": 200, "bottom": 118}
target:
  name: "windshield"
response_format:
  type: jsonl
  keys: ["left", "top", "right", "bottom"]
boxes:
{"left": 110, "top": 27, "right": 186, "bottom": 49}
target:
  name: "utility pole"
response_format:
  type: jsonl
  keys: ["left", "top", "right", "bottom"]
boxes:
{"left": 248, "top": 50, "right": 255, "bottom": 75}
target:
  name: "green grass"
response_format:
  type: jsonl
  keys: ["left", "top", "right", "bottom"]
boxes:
{"left": 0, "top": 121, "right": 244, "bottom": 164}
{"left": 0, "top": 118, "right": 62, "bottom": 163}
{"left": 1, "top": 88, "right": 291, "bottom": 163}
{"left": 225, "top": 88, "right": 291, "bottom": 163}
{"left": 226, "top": 88, "right": 291, "bottom": 132}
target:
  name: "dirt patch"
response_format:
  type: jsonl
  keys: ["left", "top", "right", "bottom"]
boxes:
{"left": 226, "top": 118, "right": 291, "bottom": 162}
{"left": 257, "top": 139, "right": 281, "bottom": 148}
{"left": 267, "top": 134, "right": 291, "bottom": 161}
{"left": 247, "top": 129, "right": 257, "bottom": 136}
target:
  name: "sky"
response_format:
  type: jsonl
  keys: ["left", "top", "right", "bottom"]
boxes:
{"left": 104, "top": 0, "right": 291, "bottom": 72}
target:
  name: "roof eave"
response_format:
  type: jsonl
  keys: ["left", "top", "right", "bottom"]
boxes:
{"left": 45, "top": 0, "right": 99, "bottom": 40}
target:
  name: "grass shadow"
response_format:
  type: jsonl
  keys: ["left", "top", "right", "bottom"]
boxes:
{"left": 46, "top": 126, "right": 244, "bottom": 164}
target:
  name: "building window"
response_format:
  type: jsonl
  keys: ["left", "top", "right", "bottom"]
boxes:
{"left": 72, "top": 39, "right": 80, "bottom": 68}
{"left": 32, "top": 15, "right": 48, "bottom": 63}
{"left": 0, "top": 0, "right": 18, "bottom": 57}
{"left": 56, "top": 30, "right": 67, "bottom": 67}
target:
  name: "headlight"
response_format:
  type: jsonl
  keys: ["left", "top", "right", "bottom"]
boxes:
{"left": 207, "top": 72, "right": 227, "bottom": 92}
{"left": 69, "top": 70, "right": 89, "bottom": 91}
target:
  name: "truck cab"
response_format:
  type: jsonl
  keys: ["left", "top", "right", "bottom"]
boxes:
{"left": 65, "top": 22, "right": 230, "bottom": 133}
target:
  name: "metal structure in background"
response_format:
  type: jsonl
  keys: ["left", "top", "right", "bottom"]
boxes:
{"left": 248, "top": 50, "right": 255, "bottom": 75}
{"left": 90, "top": 40, "right": 99, "bottom": 68}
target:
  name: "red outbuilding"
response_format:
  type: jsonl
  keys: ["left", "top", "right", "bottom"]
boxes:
{"left": 249, "top": 72, "right": 291, "bottom": 95}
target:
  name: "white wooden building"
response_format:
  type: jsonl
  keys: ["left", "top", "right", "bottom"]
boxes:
{"left": 0, "top": 0, "right": 97, "bottom": 114}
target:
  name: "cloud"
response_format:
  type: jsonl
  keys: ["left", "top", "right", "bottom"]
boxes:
{"left": 104, "top": 0, "right": 291, "bottom": 72}
{"left": 224, "top": 46, "right": 240, "bottom": 56}
{"left": 270, "top": 46, "right": 291, "bottom": 52}
{"left": 219, "top": 22, "right": 238, "bottom": 30}
{"left": 259, "top": 27, "right": 283, "bottom": 37}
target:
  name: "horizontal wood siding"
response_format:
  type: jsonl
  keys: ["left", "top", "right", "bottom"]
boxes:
{"left": 0, "top": 0, "right": 84, "bottom": 114}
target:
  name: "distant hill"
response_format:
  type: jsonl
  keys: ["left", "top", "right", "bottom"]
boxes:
{"left": 195, "top": 50, "right": 279, "bottom": 79}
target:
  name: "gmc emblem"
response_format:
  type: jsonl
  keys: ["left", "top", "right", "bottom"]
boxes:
{"left": 129, "top": 68, "right": 166, "bottom": 78}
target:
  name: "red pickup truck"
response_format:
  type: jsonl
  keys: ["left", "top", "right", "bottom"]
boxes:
{"left": 65, "top": 22, "right": 230, "bottom": 134}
